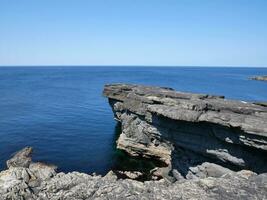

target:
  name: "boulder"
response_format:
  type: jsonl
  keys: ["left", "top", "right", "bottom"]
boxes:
{"left": 6, "top": 147, "right": 33, "bottom": 169}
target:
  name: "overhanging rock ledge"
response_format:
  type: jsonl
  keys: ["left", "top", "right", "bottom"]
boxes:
{"left": 103, "top": 83, "right": 267, "bottom": 179}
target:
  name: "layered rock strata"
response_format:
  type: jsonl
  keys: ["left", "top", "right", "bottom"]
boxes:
{"left": 103, "top": 84, "right": 267, "bottom": 179}
{"left": 0, "top": 147, "right": 266, "bottom": 199}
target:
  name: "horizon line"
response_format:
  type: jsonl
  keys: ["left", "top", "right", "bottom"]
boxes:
{"left": 0, "top": 65, "right": 267, "bottom": 68}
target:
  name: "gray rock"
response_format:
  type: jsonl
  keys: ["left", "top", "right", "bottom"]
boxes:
{"left": 116, "top": 170, "right": 144, "bottom": 180}
{"left": 0, "top": 150, "right": 266, "bottom": 200}
{"left": 250, "top": 75, "right": 267, "bottom": 82}
{"left": 103, "top": 84, "right": 267, "bottom": 176}
{"left": 29, "top": 162, "right": 57, "bottom": 180}
{"left": 6, "top": 147, "right": 33, "bottom": 168}
{"left": 1, "top": 143, "right": 267, "bottom": 200}
{"left": 186, "top": 162, "right": 233, "bottom": 179}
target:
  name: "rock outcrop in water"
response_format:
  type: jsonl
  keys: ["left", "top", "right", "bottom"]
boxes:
{"left": 103, "top": 84, "right": 267, "bottom": 180}
{"left": 250, "top": 75, "right": 267, "bottom": 82}
{"left": 0, "top": 147, "right": 267, "bottom": 199}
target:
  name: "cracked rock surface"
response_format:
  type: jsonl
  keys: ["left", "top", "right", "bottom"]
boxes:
{"left": 0, "top": 147, "right": 266, "bottom": 200}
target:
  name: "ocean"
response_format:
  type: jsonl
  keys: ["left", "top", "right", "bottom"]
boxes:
{"left": 0, "top": 66, "right": 266, "bottom": 174}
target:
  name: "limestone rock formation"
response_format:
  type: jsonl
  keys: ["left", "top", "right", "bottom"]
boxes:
{"left": 103, "top": 83, "right": 267, "bottom": 178}
{"left": 0, "top": 147, "right": 266, "bottom": 199}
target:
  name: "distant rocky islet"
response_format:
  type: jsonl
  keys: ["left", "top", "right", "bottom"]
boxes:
{"left": 250, "top": 75, "right": 267, "bottom": 81}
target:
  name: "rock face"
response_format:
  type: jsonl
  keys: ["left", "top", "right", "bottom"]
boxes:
{"left": 0, "top": 147, "right": 267, "bottom": 199}
{"left": 103, "top": 84, "right": 267, "bottom": 178}
{"left": 251, "top": 75, "right": 267, "bottom": 82}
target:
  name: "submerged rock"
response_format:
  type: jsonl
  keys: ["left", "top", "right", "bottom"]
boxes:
{"left": 0, "top": 147, "right": 266, "bottom": 199}
{"left": 103, "top": 84, "right": 267, "bottom": 178}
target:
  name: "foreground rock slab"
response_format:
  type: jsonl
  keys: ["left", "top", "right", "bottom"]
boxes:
{"left": 103, "top": 84, "right": 267, "bottom": 178}
{"left": 0, "top": 147, "right": 267, "bottom": 200}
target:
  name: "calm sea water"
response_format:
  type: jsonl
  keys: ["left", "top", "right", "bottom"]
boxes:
{"left": 0, "top": 67, "right": 266, "bottom": 174}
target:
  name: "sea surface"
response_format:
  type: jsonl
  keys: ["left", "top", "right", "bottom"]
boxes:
{"left": 0, "top": 67, "right": 267, "bottom": 174}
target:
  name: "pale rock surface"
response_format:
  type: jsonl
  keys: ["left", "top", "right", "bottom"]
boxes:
{"left": 0, "top": 147, "right": 266, "bottom": 199}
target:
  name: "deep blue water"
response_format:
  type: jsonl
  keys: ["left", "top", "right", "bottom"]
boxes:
{"left": 0, "top": 67, "right": 266, "bottom": 174}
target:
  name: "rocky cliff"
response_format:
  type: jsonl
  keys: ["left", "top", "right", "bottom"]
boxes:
{"left": 103, "top": 83, "right": 267, "bottom": 180}
{"left": 1, "top": 83, "right": 267, "bottom": 199}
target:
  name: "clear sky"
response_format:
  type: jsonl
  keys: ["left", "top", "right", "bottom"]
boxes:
{"left": 0, "top": 0, "right": 267, "bottom": 67}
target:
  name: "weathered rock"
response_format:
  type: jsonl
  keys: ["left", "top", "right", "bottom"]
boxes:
{"left": 116, "top": 170, "right": 144, "bottom": 180}
{"left": 29, "top": 162, "right": 57, "bottom": 180}
{"left": 250, "top": 75, "right": 267, "bottom": 82}
{"left": 6, "top": 147, "right": 33, "bottom": 168}
{"left": 186, "top": 162, "right": 233, "bottom": 179}
{"left": 253, "top": 101, "right": 267, "bottom": 107}
{"left": 103, "top": 84, "right": 267, "bottom": 177}
{"left": 0, "top": 148, "right": 266, "bottom": 199}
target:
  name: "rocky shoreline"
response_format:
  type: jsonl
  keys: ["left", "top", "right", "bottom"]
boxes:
{"left": 0, "top": 147, "right": 266, "bottom": 199}
{"left": 0, "top": 83, "right": 267, "bottom": 199}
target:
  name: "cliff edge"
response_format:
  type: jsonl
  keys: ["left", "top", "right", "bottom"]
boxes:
{"left": 103, "top": 83, "right": 267, "bottom": 180}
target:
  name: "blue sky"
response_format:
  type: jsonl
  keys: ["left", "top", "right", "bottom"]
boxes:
{"left": 0, "top": 0, "right": 266, "bottom": 66}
